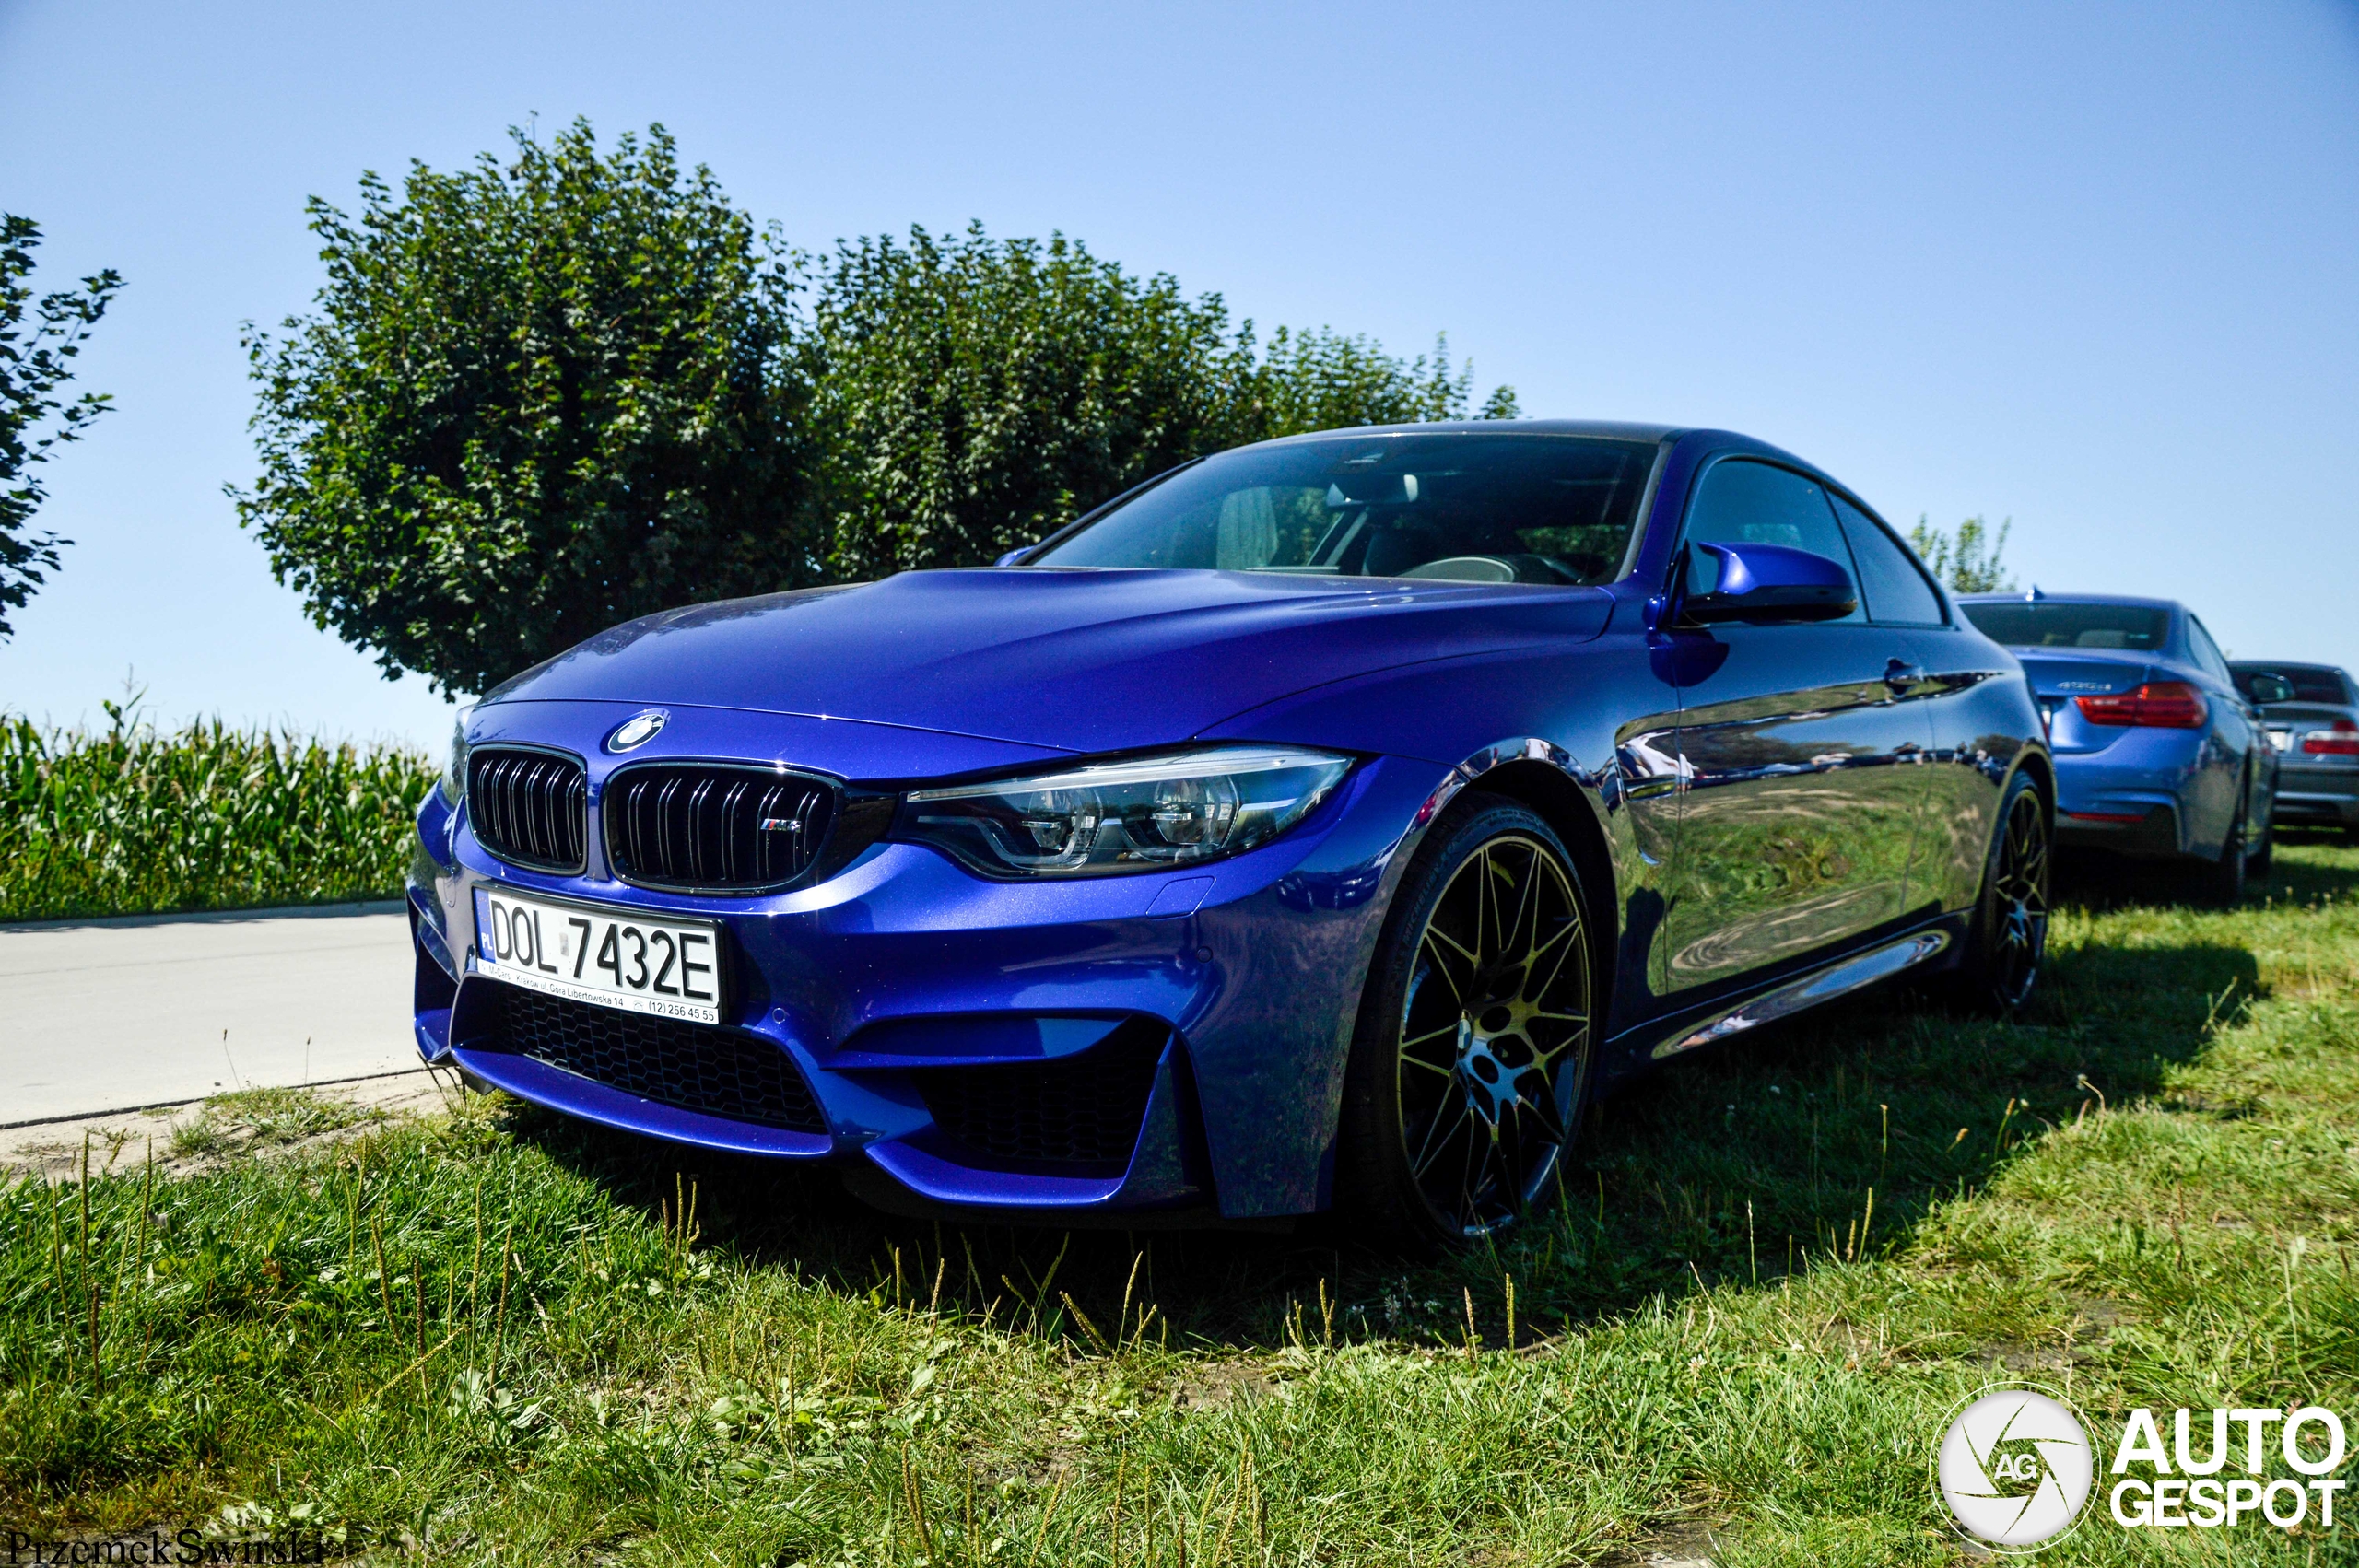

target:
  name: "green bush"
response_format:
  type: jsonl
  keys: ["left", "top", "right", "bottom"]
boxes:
{"left": 233, "top": 121, "right": 1519, "bottom": 699}
{"left": 808, "top": 222, "right": 1512, "bottom": 579}
{"left": 0, "top": 701, "right": 432, "bottom": 921}
{"left": 232, "top": 123, "right": 814, "bottom": 699}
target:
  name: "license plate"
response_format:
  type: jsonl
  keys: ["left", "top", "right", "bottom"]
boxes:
{"left": 2269, "top": 729, "right": 2294, "bottom": 752}
{"left": 472, "top": 889, "right": 724, "bottom": 1024}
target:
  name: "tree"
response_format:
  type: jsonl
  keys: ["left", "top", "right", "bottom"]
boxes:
{"left": 231, "top": 121, "right": 818, "bottom": 697}
{"left": 807, "top": 226, "right": 1238, "bottom": 579}
{"left": 1237, "top": 323, "right": 1514, "bottom": 440}
{"left": 238, "top": 128, "right": 1520, "bottom": 693}
{"left": 0, "top": 216, "right": 123, "bottom": 638}
{"left": 808, "top": 222, "right": 1520, "bottom": 577}
{"left": 1908, "top": 514, "right": 2016, "bottom": 593}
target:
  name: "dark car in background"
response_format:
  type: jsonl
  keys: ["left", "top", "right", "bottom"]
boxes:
{"left": 2230, "top": 661, "right": 2359, "bottom": 837}
{"left": 1955, "top": 592, "right": 2275, "bottom": 901}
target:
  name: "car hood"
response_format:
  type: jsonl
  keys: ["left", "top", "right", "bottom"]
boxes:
{"left": 483, "top": 568, "right": 1614, "bottom": 754}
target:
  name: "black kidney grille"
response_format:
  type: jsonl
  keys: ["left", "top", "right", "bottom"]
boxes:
{"left": 468, "top": 748, "right": 588, "bottom": 872}
{"left": 489, "top": 983, "right": 826, "bottom": 1133}
{"left": 604, "top": 766, "right": 836, "bottom": 891}
{"left": 911, "top": 1022, "right": 1167, "bottom": 1172}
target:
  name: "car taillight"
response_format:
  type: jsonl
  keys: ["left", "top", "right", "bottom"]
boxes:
{"left": 2073, "top": 681, "right": 2209, "bottom": 729}
{"left": 2303, "top": 719, "right": 2359, "bottom": 755}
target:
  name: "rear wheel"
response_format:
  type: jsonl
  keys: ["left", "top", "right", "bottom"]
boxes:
{"left": 1946, "top": 771, "right": 2050, "bottom": 1014}
{"left": 2191, "top": 784, "right": 2252, "bottom": 906}
{"left": 1337, "top": 795, "right": 1596, "bottom": 1251}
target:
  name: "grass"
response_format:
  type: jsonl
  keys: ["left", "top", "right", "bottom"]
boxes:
{"left": 165, "top": 1087, "right": 393, "bottom": 1164}
{"left": 0, "top": 696, "right": 434, "bottom": 922}
{"left": 6, "top": 840, "right": 2359, "bottom": 1562}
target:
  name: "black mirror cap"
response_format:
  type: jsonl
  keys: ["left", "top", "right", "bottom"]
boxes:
{"left": 1678, "top": 541, "right": 1860, "bottom": 626}
{"left": 1684, "top": 582, "right": 1860, "bottom": 625}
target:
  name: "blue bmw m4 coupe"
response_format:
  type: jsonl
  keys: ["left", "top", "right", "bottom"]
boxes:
{"left": 408, "top": 421, "right": 2052, "bottom": 1247}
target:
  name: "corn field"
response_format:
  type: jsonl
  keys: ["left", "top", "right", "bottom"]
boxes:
{"left": 0, "top": 704, "right": 435, "bottom": 922}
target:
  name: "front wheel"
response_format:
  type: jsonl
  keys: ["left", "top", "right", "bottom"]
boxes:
{"left": 1336, "top": 794, "right": 1597, "bottom": 1251}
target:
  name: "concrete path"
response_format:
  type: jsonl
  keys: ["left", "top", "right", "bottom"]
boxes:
{"left": 1, "top": 901, "right": 427, "bottom": 1126}
{"left": 0, "top": 1071, "right": 450, "bottom": 1182}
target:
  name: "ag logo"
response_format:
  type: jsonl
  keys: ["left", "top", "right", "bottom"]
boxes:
{"left": 1935, "top": 1384, "right": 2095, "bottom": 1550}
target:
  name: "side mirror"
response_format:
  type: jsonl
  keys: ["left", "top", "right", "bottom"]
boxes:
{"left": 993, "top": 547, "right": 1031, "bottom": 568}
{"left": 1681, "top": 543, "right": 1859, "bottom": 625}
{"left": 2247, "top": 673, "right": 2296, "bottom": 705}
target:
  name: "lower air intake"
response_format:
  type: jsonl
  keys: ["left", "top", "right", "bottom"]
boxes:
{"left": 487, "top": 983, "right": 825, "bottom": 1133}
{"left": 910, "top": 1021, "right": 1167, "bottom": 1172}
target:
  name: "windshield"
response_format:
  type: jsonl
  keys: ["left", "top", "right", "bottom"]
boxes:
{"left": 1960, "top": 601, "right": 2172, "bottom": 652}
{"left": 1032, "top": 433, "right": 1661, "bottom": 585}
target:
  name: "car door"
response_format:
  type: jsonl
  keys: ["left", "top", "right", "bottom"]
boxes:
{"left": 1661, "top": 458, "right": 1933, "bottom": 994}
{"left": 1826, "top": 491, "right": 1995, "bottom": 916}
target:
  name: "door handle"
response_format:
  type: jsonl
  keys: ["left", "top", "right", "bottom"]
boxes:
{"left": 1884, "top": 659, "right": 1926, "bottom": 694}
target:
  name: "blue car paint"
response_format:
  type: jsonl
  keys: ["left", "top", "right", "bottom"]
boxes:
{"left": 412, "top": 422, "right": 2048, "bottom": 1223}
{"left": 1955, "top": 592, "right": 2272, "bottom": 862}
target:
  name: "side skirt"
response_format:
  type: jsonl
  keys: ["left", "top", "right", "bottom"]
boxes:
{"left": 1631, "top": 921, "right": 1960, "bottom": 1065}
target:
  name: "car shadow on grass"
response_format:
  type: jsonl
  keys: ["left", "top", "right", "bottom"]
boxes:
{"left": 503, "top": 870, "right": 2276, "bottom": 1356}
{"left": 2059, "top": 827, "right": 2359, "bottom": 912}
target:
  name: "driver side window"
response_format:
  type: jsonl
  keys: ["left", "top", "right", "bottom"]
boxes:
{"left": 1681, "top": 459, "right": 1865, "bottom": 624}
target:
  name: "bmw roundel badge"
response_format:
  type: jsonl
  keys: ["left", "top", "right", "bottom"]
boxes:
{"left": 605, "top": 711, "right": 667, "bottom": 753}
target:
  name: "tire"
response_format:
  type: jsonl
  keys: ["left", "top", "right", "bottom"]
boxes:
{"left": 2190, "top": 783, "right": 2251, "bottom": 906}
{"left": 1335, "top": 793, "right": 1598, "bottom": 1251}
{"left": 1945, "top": 770, "right": 2050, "bottom": 1015}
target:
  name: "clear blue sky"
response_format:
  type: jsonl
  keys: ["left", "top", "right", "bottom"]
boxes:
{"left": 4, "top": 1, "right": 2355, "bottom": 748}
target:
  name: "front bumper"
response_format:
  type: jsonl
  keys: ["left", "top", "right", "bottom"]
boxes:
{"left": 409, "top": 749, "right": 1441, "bottom": 1223}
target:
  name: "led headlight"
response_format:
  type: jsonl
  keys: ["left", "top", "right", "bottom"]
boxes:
{"left": 440, "top": 707, "right": 475, "bottom": 806}
{"left": 901, "top": 746, "right": 1354, "bottom": 879}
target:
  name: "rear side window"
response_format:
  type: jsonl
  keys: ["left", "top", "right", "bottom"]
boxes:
{"left": 1681, "top": 460, "right": 1864, "bottom": 624}
{"left": 1830, "top": 495, "right": 1944, "bottom": 625}
{"left": 1959, "top": 601, "right": 2170, "bottom": 650}
{"left": 2186, "top": 616, "right": 2234, "bottom": 685}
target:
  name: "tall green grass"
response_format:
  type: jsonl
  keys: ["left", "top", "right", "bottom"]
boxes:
{"left": 0, "top": 698, "right": 434, "bottom": 922}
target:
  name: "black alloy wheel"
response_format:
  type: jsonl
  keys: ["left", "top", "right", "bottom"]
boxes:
{"left": 1986, "top": 782, "right": 2050, "bottom": 1010}
{"left": 1339, "top": 795, "right": 1595, "bottom": 1247}
{"left": 1946, "top": 771, "right": 2050, "bottom": 1015}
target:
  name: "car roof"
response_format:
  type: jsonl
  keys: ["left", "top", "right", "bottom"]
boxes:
{"left": 2230, "top": 659, "right": 2346, "bottom": 673}
{"left": 1254, "top": 418, "right": 1686, "bottom": 448}
{"left": 1954, "top": 591, "right": 2183, "bottom": 612}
